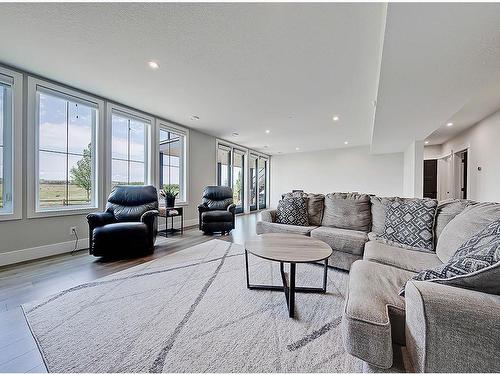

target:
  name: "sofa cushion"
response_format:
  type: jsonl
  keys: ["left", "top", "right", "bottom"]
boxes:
{"left": 403, "top": 218, "right": 500, "bottom": 295}
{"left": 322, "top": 193, "right": 371, "bottom": 232}
{"left": 275, "top": 197, "right": 309, "bottom": 226}
{"left": 256, "top": 221, "right": 317, "bottom": 236}
{"left": 364, "top": 241, "right": 442, "bottom": 273}
{"left": 434, "top": 199, "right": 474, "bottom": 242}
{"left": 201, "top": 210, "right": 233, "bottom": 223}
{"left": 283, "top": 192, "right": 325, "bottom": 226}
{"left": 342, "top": 260, "right": 415, "bottom": 369}
{"left": 370, "top": 196, "right": 396, "bottom": 235}
{"left": 378, "top": 198, "right": 437, "bottom": 252}
{"left": 310, "top": 226, "right": 368, "bottom": 256}
{"left": 436, "top": 202, "right": 500, "bottom": 263}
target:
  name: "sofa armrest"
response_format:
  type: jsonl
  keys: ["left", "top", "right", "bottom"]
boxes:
{"left": 227, "top": 203, "right": 236, "bottom": 213}
{"left": 87, "top": 211, "right": 115, "bottom": 227}
{"left": 140, "top": 210, "right": 159, "bottom": 250}
{"left": 405, "top": 280, "right": 500, "bottom": 373}
{"left": 260, "top": 209, "right": 276, "bottom": 223}
{"left": 140, "top": 209, "right": 159, "bottom": 225}
{"left": 86, "top": 211, "right": 115, "bottom": 254}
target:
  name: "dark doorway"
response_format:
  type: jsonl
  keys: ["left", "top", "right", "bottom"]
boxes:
{"left": 459, "top": 150, "right": 468, "bottom": 199}
{"left": 423, "top": 159, "right": 438, "bottom": 199}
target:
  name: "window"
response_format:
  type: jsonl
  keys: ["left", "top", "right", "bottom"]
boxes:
{"left": 28, "top": 78, "right": 102, "bottom": 216}
{"left": 217, "top": 145, "right": 231, "bottom": 186}
{"left": 0, "top": 79, "right": 11, "bottom": 213}
{"left": 249, "top": 154, "right": 258, "bottom": 211}
{"left": 232, "top": 149, "right": 245, "bottom": 214}
{"left": 111, "top": 110, "right": 150, "bottom": 187}
{"left": 258, "top": 157, "right": 268, "bottom": 209}
{"left": 159, "top": 126, "right": 186, "bottom": 202}
{"left": 0, "top": 68, "right": 22, "bottom": 221}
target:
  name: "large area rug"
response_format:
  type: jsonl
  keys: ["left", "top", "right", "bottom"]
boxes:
{"left": 23, "top": 239, "right": 362, "bottom": 372}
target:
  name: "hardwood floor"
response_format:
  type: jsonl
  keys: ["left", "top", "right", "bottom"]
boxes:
{"left": 0, "top": 213, "right": 260, "bottom": 373}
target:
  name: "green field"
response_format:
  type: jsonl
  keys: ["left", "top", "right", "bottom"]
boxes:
{"left": 39, "top": 183, "right": 90, "bottom": 207}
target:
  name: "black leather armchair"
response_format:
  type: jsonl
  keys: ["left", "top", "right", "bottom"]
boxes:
{"left": 198, "top": 186, "right": 236, "bottom": 234}
{"left": 87, "top": 185, "right": 159, "bottom": 257}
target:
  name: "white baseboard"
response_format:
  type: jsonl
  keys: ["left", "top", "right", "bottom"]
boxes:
{"left": 0, "top": 218, "right": 199, "bottom": 267}
{"left": 0, "top": 237, "right": 89, "bottom": 267}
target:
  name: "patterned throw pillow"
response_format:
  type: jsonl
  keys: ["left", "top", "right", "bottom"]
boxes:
{"left": 400, "top": 218, "right": 500, "bottom": 295}
{"left": 378, "top": 198, "right": 438, "bottom": 251}
{"left": 276, "top": 197, "right": 309, "bottom": 226}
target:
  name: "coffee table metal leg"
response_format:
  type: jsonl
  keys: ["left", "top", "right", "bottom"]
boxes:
{"left": 323, "top": 258, "right": 328, "bottom": 292}
{"left": 289, "top": 263, "right": 296, "bottom": 318}
{"left": 245, "top": 249, "right": 250, "bottom": 289}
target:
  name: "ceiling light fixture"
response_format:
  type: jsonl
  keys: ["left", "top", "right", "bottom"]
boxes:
{"left": 148, "top": 61, "right": 160, "bottom": 69}
{"left": 447, "top": 122, "right": 454, "bottom": 127}
{"left": 263, "top": 145, "right": 269, "bottom": 149}
{"left": 425, "top": 141, "right": 429, "bottom": 145}
{"left": 295, "top": 147, "right": 300, "bottom": 151}
{"left": 265, "top": 130, "right": 270, "bottom": 134}
{"left": 190, "top": 115, "right": 200, "bottom": 121}
{"left": 232, "top": 132, "right": 239, "bottom": 137}
{"left": 332, "top": 115, "right": 340, "bottom": 122}
{"left": 344, "top": 141, "right": 349, "bottom": 145}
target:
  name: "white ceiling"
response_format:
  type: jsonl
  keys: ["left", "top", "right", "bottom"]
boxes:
{"left": 0, "top": 3, "right": 499, "bottom": 155}
{"left": 371, "top": 3, "right": 500, "bottom": 153}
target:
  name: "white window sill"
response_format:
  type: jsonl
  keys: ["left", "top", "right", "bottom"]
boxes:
{"left": 27, "top": 206, "right": 100, "bottom": 219}
{"left": 0, "top": 212, "right": 22, "bottom": 221}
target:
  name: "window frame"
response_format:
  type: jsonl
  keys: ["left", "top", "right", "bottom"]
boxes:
{"left": 155, "top": 119, "right": 189, "bottom": 206}
{"left": 106, "top": 103, "right": 153, "bottom": 200}
{"left": 215, "top": 139, "right": 270, "bottom": 214}
{"left": 27, "top": 77, "right": 104, "bottom": 218}
{"left": 0, "top": 67, "right": 22, "bottom": 221}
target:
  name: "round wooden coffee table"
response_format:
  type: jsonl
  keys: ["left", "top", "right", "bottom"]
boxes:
{"left": 244, "top": 233, "right": 332, "bottom": 318}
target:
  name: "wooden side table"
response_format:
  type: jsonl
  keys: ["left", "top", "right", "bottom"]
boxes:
{"left": 158, "top": 206, "right": 184, "bottom": 237}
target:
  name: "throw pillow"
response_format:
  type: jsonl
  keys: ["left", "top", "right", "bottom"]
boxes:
{"left": 400, "top": 218, "right": 500, "bottom": 295}
{"left": 321, "top": 193, "right": 371, "bottom": 232}
{"left": 436, "top": 202, "right": 500, "bottom": 263}
{"left": 283, "top": 192, "right": 325, "bottom": 226}
{"left": 378, "top": 198, "right": 437, "bottom": 251}
{"left": 275, "top": 197, "right": 309, "bottom": 226}
{"left": 370, "top": 196, "right": 397, "bottom": 235}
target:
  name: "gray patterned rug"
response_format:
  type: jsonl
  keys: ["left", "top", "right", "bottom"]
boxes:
{"left": 23, "top": 239, "right": 362, "bottom": 373}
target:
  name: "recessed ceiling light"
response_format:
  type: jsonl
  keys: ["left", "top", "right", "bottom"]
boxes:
{"left": 447, "top": 122, "right": 454, "bottom": 127}
{"left": 332, "top": 115, "right": 340, "bottom": 122}
{"left": 344, "top": 141, "right": 349, "bottom": 145}
{"left": 263, "top": 145, "right": 269, "bottom": 149}
{"left": 148, "top": 61, "right": 160, "bottom": 69}
{"left": 425, "top": 141, "right": 429, "bottom": 145}
{"left": 295, "top": 147, "right": 300, "bottom": 151}
{"left": 265, "top": 130, "right": 270, "bottom": 134}
{"left": 232, "top": 132, "right": 239, "bottom": 137}
{"left": 190, "top": 115, "right": 200, "bottom": 121}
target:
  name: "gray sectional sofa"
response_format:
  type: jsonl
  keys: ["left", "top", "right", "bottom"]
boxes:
{"left": 256, "top": 193, "right": 500, "bottom": 372}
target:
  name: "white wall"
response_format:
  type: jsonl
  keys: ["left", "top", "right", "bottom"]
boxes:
{"left": 270, "top": 146, "right": 404, "bottom": 207}
{"left": 423, "top": 144, "right": 443, "bottom": 160}
{"left": 439, "top": 109, "right": 500, "bottom": 202}
{"left": 403, "top": 141, "right": 424, "bottom": 198}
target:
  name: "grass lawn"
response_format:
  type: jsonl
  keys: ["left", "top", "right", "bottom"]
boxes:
{"left": 39, "top": 183, "right": 90, "bottom": 207}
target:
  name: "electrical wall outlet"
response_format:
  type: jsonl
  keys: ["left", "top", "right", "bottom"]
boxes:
{"left": 70, "top": 226, "right": 77, "bottom": 236}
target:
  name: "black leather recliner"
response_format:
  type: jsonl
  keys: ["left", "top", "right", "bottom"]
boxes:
{"left": 87, "top": 185, "right": 159, "bottom": 257}
{"left": 198, "top": 186, "right": 236, "bottom": 234}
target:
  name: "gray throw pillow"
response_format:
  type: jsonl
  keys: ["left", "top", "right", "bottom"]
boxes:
{"left": 401, "top": 218, "right": 500, "bottom": 295}
{"left": 378, "top": 198, "right": 437, "bottom": 251}
{"left": 276, "top": 197, "right": 309, "bottom": 226}
{"left": 283, "top": 192, "right": 325, "bottom": 226}
{"left": 370, "top": 196, "right": 396, "bottom": 235}
{"left": 434, "top": 198, "right": 475, "bottom": 244}
{"left": 321, "top": 193, "right": 371, "bottom": 232}
{"left": 436, "top": 202, "right": 500, "bottom": 263}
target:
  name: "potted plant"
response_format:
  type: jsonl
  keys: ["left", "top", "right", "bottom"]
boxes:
{"left": 162, "top": 185, "right": 179, "bottom": 208}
